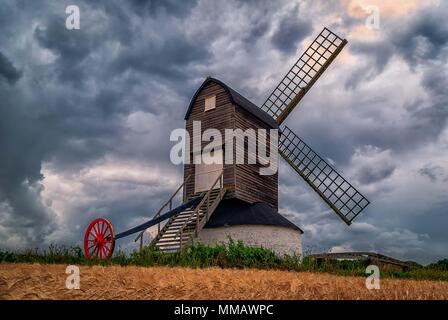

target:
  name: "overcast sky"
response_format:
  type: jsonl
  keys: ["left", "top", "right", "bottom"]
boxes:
{"left": 0, "top": 0, "right": 447, "bottom": 264}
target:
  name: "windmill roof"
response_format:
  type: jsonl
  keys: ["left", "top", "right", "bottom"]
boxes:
{"left": 184, "top": 77, "right": 278, "bottom": 129}
{"left": 204, "top": 198, "right": 303, "bottom": 233}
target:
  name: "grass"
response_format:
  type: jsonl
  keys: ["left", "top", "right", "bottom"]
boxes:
{"left": 0, "top": 241, "right": 301, "bottom": 270}
{"left": 1, "top": 241, "right": 448, "bottom": 281}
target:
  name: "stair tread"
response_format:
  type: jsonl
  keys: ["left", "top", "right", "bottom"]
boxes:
{"left": 159, "top": 232, "right": 193, "bottom": 238}
{"left": 150, "top": 187, "right": 225, "bottom": 252}
{"left": 164, "top": 228, "right": 195, "bottom": 234}
{"left": 155, "top": 244, "right": 183, "bottom": 248}
{"left": 157, "top": 240, "right": 189, "bottom": 244}
{"left": 169, "top": 217, "right": 204, "bottom": 224}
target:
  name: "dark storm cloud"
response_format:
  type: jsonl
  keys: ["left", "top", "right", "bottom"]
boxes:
{"left": 391, "top": 5, "right": 448, "bottom": 143}
{"left": 407, "top": 43, "right": 448, "bottom": 148}
{"left": 0, "top": 0, "right": 447, "bottom": 264}
{"left": 111, "top": 36, "right": 211, "bottom": 81}
{"left": 243, "top": 20, "right": 270, "bottom": 44}
{"left": 418, "top": 164, "right": 446, "bottom": 182}
{"left": 394, "top": 8, "right": 448, "bottom": 66}
{"left": 337, "top": 5, "right": 448, "bottom": 163}
{"left": 356, "top": 163, "right": 395, "bottom": 185}
{"left": 0, "top": 52, "right": 22, "bottom": 85}
{"left": 129, "top": 0, "right": 198, "bottom": 17}
{"left": 0, "top": 83, "right": 57, "bottom": 246}
{"left": 34, "top": 18, "right": 91, "bottom": 62}
{"left": 274, "top": 3, "right": 448, "bottom": 263}
{"left": 421, "top": 65, "right": 448, "bottom": 98}
{"left": 271, "top": 6, "right": 312, "bottom": 54}
{"left": 345, "top": 41, "right": 394, "bottom": 89}
{"left": 33, "top": 14, "right": 109, "bottom": 86}
{"left": 0, "top": 0, "right": 207, "bottom": 249}
{"left": 347, "top": 3, "right": 448, "bottom": 90}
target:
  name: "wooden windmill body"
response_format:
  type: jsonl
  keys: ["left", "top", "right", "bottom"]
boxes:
{"left": 150, "top": 28, "right": 369, "bottom": 255}
{"left": 183, "top": 77, "right": 303, "bottom": 256}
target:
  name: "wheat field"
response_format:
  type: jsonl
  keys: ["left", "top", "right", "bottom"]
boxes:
{"left": 1, "top": 263, "right": 447, "bottom": 300}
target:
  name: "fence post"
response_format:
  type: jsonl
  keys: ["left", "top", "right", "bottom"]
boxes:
{"left": 180, "top": 229, "right": 183, "bottom": 251}
{"left": 196, "top": 208, "right": 199, "bottom": 235}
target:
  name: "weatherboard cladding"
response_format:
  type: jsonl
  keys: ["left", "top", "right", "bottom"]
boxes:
{"left": 234, "top": 106, "right": 278, "bottom": 209}
{"left": 183, "top": 81, "right": 236, "bottom": 200}
{"left": 183, "top": 78, "right": 279, "bottom": 209}
{"left": 184, "top": 77, "right": 278, "bottom": 129}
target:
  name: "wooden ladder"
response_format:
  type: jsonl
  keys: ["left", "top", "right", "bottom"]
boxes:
{"left": 150, "top": 170, "right": 226, "bottom": 253}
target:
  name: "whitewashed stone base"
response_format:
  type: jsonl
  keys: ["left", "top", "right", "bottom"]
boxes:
{"left": 195, "top": 224, "right": 302, "bottom": 257}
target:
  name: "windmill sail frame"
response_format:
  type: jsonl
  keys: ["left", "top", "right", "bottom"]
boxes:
{"left": 279, "top": 125, "right": 369, "bottom": 225}
{"left": 261, "top": 27, "right": 347, "bottom": 125}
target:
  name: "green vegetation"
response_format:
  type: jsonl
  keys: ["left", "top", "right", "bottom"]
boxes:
{"left": 0, "top": 241, "right": 301, "bottom": 270}
{"left": 1, "top": 241, "right": 447, "bottom": 281}
{"left": 0, "top": 244, "right": 86, "bottom": 265}
{"left": 427, "top": 258, "right": 448, "bottom": 271}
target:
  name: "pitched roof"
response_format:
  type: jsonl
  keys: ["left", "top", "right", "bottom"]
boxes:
{"left": 184, "top": 77, "right": 278, "bottom": 129}
{"left": 204, "top": 198, "right": 303, "bottom": 233}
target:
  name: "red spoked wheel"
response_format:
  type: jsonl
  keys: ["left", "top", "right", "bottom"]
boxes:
{"left": 84, "top": 218, "right": 115, "bottom": 260}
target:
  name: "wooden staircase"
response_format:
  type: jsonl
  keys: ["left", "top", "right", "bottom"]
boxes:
{"left": 147, "top": 170, "right": 226, "bottom": 253}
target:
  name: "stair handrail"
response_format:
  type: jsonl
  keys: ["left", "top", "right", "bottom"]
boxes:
{"left": 176, "top": 169, "right": 225, "bottom": 250}
{"left": 134, "top": 174, "right": 191, "bottom": 250}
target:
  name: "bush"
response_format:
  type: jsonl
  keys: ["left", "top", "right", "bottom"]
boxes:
{"left": 125, "top": 240, "right": 301, "bottom": 270}
{"left": 427, "top": 259, "right": 448, "bottom": 271}
{"left": 0, "top": 245, "right": 85, "bottom": 264}
{"left": 1, "top": 244, "right": 447, "bottom": 281}
{"left": 0, "top": 241, "right": 301, "bottom": 271}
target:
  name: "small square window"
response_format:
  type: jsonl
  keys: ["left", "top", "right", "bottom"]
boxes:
{"left": 204, "top": 95, "right": 216, "bottom": 111}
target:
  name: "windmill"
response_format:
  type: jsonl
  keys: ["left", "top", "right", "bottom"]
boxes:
{"left": 83, "top": 27, "right": 369, "bottom": 259}
{"left": 261, "top": 27, "right": 370, "bottom": 226}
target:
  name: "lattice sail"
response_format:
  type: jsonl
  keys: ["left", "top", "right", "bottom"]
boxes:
{"left": 279, "top": 125, "right": 369, "bottom": 225}
{"left": 262, "top": 28, "right": 347, "bottom": 124}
